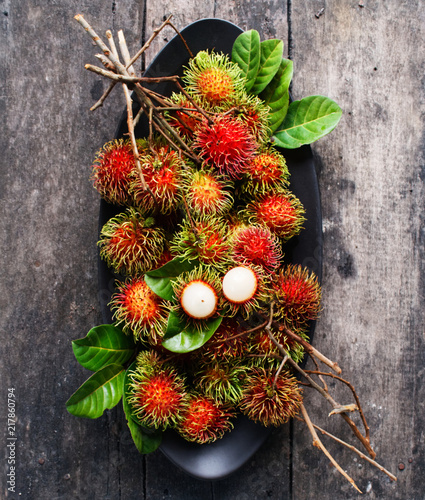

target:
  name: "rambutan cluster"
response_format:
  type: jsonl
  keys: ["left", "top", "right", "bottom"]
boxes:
{"left": 90, "top": 47, "right": 322, "bottom": 444}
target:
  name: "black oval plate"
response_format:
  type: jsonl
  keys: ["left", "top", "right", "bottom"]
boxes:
{"left": 98, "top": 18, "right": 322, "bottom": 481}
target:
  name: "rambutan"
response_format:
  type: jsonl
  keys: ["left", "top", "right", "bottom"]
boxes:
{"left": 198, "top": 317, "right": 246, "bottom": 361}
{"left": 171, "top": 215, "right": 231, "bottom": 271}
{"left": 176, "top": 393, "right": 235, "bottom": 444}
{"left": 230, "top": 224, "right": 283, "bottom": 273}
{"left": 131, "top": 139, "right": 185, "bottom": 215}
{"left": 244, "top": 190, "right": 305, "bottom": 241}
{"left": 241, "top": 147, "right": 290, "bottom": 196}
{"left": 247, "top": 328, "right": 306, "bottom": 366}
{"left": 166, "top": 93, "right": 203, "bottom": 139}
{"left": 194, "top": 359, "right": 246, "bottom": 405}
{"left": 182, "top": 167, "right": 234, "bottom": 216}
{"left": 98, "top": 207, "right": 166, "bottom": 276}
{"left": 171, "top": 265, "right": 222, "bottom": 326}
{"left": 128, "top": 351, "right": 188, "bottom": 429}
{"left": 182, "top": 50, "right": 245, "bottom": 107}
{"left": 194, "top": 115, "right": 257, "bottom": 180}
{"left": 91, "top": 139, "right": 136, "bottom": 206}
{"left": 239, "top": 367, "right": 302, "bottom": 427}
{"left": 272, "top": 264, "right": 321, "bottom": 331}
{"left": 109, "top": 277, "right": 168, "bottom": 342}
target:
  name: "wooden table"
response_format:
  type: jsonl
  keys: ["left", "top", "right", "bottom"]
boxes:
{"left": 1, "top": 1, "right": 424, "bottom": 498}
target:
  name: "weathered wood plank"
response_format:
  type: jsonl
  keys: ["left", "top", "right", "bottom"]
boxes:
{"left": 290, "top": 0, "right": 425, "bottom": 498}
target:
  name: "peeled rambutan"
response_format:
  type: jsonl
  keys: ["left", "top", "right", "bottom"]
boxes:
{"left": 230, "top": 224, "right": 283, "bottom": 273}
{"left": 194, "top": 115, "right": 257, "bottom": 180}
{"left": 183, "top": 167, "right": 234, "bottom": 216}
{"left": 272, "top": 264, "right": 321, "bottom": 330}
{"left": 194, "top": 359, "right": 246, "bottom": 405}
{"left": 91, "top": 139, "right": 136, "bottom": 206}
{"left": 241, "top": 147, "right": 290, "bottom": 196}
{"left": 182, "top": 50, "right": 245, "bottom": 107}
{"left": 239, "top": 367, "right": 302, "bottom": 426}
{"left": 171, "top": 216, "right": 231, "bottom": 271}
{"left": 130, "top": 139, "right": 185, "bottom": 215}
{"left": 109, "top": 277, "right": 168, "bottom": 342}
{"left": 98, "top": 207, "right": 166, "bottom": 276}
{"left": 128, "top": 351, "right": 188, "bottom": 429}
{"left": 176, "top": 393, "right": 235, "bottom": 444}
{"left": 244, "top": 190, "right": 305, "bottom": 241}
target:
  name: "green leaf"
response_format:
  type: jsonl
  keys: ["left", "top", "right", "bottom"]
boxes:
{"left": 122, "top": 363, "right": 162, "bottom": 454}
{"left": 260, "top": 58, "right": 293, "bottom": 132}
{"left": 72, "top": 325, "right": 135, "bottom": 372}
{"left": 162, "top": 316, "right": 223, "bottom": 353}
{"left": 144, "top": 257, "right": 198, "bottom": 301}
{"left": 231, "top": 29, "right": 261, "bottom": 92}
{"left": 272, "top": 95, "right": 342, "bottom": 149}
{"left": 164, "top": 310, "right": 187, "bottom": 338}
{"left": 250, "top": 39, "right": 284, "bottom": 95}
{"left": 66, "top": 364, "right": 125, "bottom": 419}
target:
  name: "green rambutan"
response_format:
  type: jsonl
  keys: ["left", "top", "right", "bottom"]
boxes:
{"left": 91, "top": 139, "right": 136, "bottom": 206}
{"left": 98, "top": 207, "right": 166, "bottom": 276}
{"left": 170, "top": 215, "right": 231, "bottom": 271}
{"left": 128, "top": 351, "right": 188, "bottom": 429}
{"left": 241, "top": 147, "right": 290, "bottom": 196}
{"left": 194, "top": 359, "right": 246, "bottom": 405}
{"left": 182, "top": 167, "right": 234, "bottom": 216}
{"left": 131, "top": 139, "right": 185, "bottom": 215}
{"left": 247, "top": 328, "right": 306, "bottom": 366}
{"left": 194, "top": 115, "right": 257, "bottom": 180}
{"left": 244, "top": 190, "right": 305, "bottom": 241}
{"left": 239, "top": 367, "right": 302, "bottom": 427}
{"left": 272, "top": 264, "right": 322, "bottom": 330}
{"left": 230, "top": 224, "right": 283, "bottom": 273}
{"left": 182, "top": 50, "right": 245, "bottom": 107}
{"left": 176, "top": 393, "right": 235, "bottom": 444}
{"left": 109, "top": 277, "right": 168, "bottom": 342}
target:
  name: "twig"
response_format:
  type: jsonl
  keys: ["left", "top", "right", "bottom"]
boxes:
{"left": 295, "top": 415, "right": 397, "bottom": 482}
{"left": 300, "top": 403, "right": 362, "bottom": 493}
{"left": 118, "top": 30, "right": 135, "bottom": 75}
{"left": 272, "top": 354, "right": 288, "bottom": 392}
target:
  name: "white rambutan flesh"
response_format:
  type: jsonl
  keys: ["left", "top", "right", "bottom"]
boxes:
{"left": 222, "top": 266, "right": 257, "bottom": 304}
{"left": 180, "top": 280, "right": 218, "bottom": 319}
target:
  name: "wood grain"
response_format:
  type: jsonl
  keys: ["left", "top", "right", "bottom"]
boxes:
{"left": 0, "top": 0, "right": 424, "bottom": 499}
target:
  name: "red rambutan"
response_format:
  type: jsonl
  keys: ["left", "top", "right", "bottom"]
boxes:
{"left": 194, "top": 115, "right": 257, "bottom": 180}
{"left": 98, "top": 208, "right": 166, "bottom": 276}
{"left": 110, "top": 277, "right": 168, "bottom": 342}
{"left": 230, "top": 224, "right": 283, "bottom": 273}
{"left": 91, "top": 139, "right": 136, "bottom": 206}
{"left": 198, "top": 317, "right": 246, "bottom": 360}
{"left": 183, "top": 167, "right": 234, "bottom": 216}
{"left": 128, "top": 351, "right": 188, "bottom": 429}
{"left": 239, "top": 367, "right": 302, "bottom": 426}
{"left": 241, "top": 147, "right": 290, "bottom": 196}
{"left": 166, "top": 93, "right": 203, "bottom": 138}
{"left": 272, "top": 264, "right": 321, "bottom": 330}
{"left": 176, "top": 393, "right": 235, "bottom": 444}
{"left": 247, "top": 328, "right": 306, "bottom": 366}
{"left": 131, "top": 139, "right": 185, "bottom": 215}
{"left": 244, "top": 190, "right": 305, "bottom": 241}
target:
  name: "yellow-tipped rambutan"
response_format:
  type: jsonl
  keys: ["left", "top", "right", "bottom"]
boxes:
{"left": 91, "top": 139, "right": 136, "bottom": 206}
{"left": 198, "top": 317, "right": 246, "bottom": 361}
{"left": 131, "top": 138, "right": 185, "bottom": 215}
{"left": 239, "top": 367, "right": 302, "bottom": 426}
{"left": 241, "top": 147, "right": 290, "bottom": 196}
{"left": 170, "top": 216, "right": 231, "bottom": 271}
{"left": 166, "top": 93, "right": 203, "bottom": 139}
{"left": 109, "top": 277, "right": 168, "bottom": 343}
{"left": 194, "top": 115, "right": 257, "bottom": 180}
{"left": 176, "top": 393, "right": 235, "bottom": 444}
{"left": 98, "top": 208, "right": 166, "bottom": 276}
{"left": 272, "top": 264, "right": 321, "bottom": 330}
{"left": 244, "top": 190, "right": 305, "bottom": 241}
{"left": 182, "top": 167, "right": 234, "bottom": 216}
{"left": 230, "top": 224, "right": 283, "bottom": 273}
{"left": 128, "top": 351, "right": 188, "bottom": 429}
{"left": 182, "top": 50, "right": 245, "bottom": 107}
